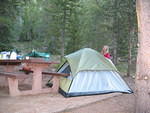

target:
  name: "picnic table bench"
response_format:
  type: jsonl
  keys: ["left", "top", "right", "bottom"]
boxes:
{"left": 20, "top": 68, "right": 69, "bottom": 76}
{"left": 20, "top": 66, "right": 69, "bottom": 78}
{"left": 0, "top": 72, "right": 30, "bottom": 96}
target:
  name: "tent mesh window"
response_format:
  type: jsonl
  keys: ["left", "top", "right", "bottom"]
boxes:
{"left": 58, "top": 63, "right": 71, "bottom": 78}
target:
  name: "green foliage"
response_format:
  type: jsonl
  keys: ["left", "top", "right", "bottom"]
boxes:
{"left": 116, "top": 61, "right": 136, "bottom": 76}
{"left": 0, "top": 0, "right": 137, "bottom": 67}
{"left": 0, "top": 0, "right": 20, "bottom": 51}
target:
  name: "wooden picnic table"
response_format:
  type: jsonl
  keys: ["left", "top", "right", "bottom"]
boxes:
{"left": 0, "top": 59, "right": 67, "bottom": 96}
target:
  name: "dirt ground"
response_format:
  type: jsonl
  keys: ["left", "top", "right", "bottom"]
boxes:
{"left": 62, "top": 77, "right": 135, "bottom": 113}
{"left": 0, "top": 76, "right": 135, "bottom": 113}
{"left": 62, "top": 91, "right": 135, "bottom": 113}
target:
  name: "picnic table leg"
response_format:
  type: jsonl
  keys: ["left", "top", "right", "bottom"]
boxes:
{"left": 0, "top": 76, "right": 8, "bottom": 87}
{"left": 51, "top": 76, "right": 60, "bottom": 93}
{"left": 32, "top": 67, "right": 42, "bottom": 91}
{"left": 1, "top": 65, "right": 17, "bottom": 87}
{"left": 7, "top": 78, "right": 20, "bottom": 96}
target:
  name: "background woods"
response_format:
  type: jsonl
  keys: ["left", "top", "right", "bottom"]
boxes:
{"left": 0, "top": 0, "right": 137, "bottom": 75}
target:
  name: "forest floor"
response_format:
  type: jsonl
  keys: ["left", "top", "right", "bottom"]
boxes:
{"left": 62, "top": 93, "right": 135, "bottom": 113}
{"left": 0, "top": 76, "right": 135, "bottom": 113}
{"left": 62, "top": 77, "right": 135, "bottom": 113}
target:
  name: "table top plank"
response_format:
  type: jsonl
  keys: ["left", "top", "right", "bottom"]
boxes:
{"left": 0, "top": 60, "right": 22, "bottom": 65}
{"left": 0, "top": 59, "right": 59, "bottom": 65}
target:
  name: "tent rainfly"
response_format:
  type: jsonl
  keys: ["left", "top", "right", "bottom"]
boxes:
{"left": 58, "top": 48, "right": 133, "bottom": 97}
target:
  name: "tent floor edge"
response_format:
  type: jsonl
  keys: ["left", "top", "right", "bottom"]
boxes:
{"left": 59, "top": 88, "right": 133, "bottom": 98}
{"left": 59, "top": 88, "right": 70, "bottom": 98}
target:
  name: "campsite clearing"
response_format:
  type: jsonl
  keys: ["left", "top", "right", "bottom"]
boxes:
{"left": 0, "top": 77, "right": 134, "bottom": 113}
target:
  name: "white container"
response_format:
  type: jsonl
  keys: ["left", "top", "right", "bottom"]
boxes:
{"left": 10, "top": 51, "right": 17, "bottom": 59}
{"left": 25, "top": 56, "right": 29, "bottom": 59}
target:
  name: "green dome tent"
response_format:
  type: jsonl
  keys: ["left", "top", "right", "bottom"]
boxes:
{"left": 58, "top": 48, "right": 132, "bottom": 97}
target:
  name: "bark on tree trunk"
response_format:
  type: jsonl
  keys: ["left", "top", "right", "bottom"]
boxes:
{"left": 135, "top": 0, "right": 150, "bottom": 112}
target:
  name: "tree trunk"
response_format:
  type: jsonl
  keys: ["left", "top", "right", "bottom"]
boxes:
{"left": 112, "top": 0, "right": 119, "bottom": 65}
{"left": 112, "top": 40, "right": 117, "bottom": 65}
{"left": 127, "top": 0, "right": 133, "bottom": 77}
{"left": 127, "top": 31, "right": 132, "bottom": 77}
{"left": 60, "top": 29, "right": 65, "bottom": 58}
{"left": 135, "top": 0, "right": 150, "bottom": 112}
{"left": 60, "top": 8, "right": 66, "bottom": 59}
